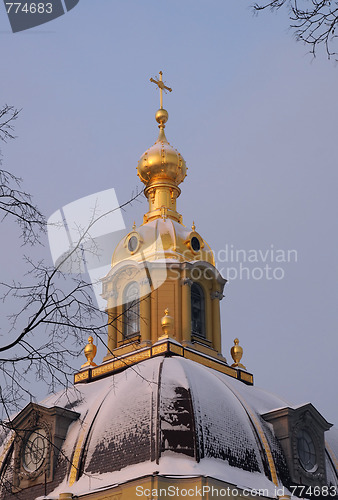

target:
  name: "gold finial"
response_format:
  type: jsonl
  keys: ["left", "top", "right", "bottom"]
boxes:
{"left": 81, "top": 336, "right": 97, "bottom": 368}
{"left": 160, "top": 307, "right": 174, "bottom": 337}
{"left": 150, "top": 71, "right": 171, "bottom": 128}
{"left": 230, "top": 338, "right": 246, "bottom": 370}
{"left": 191, "top": 221, "right": 196, "bottom": 232}
{"left": 132, "top": 221, "right": 136, "bottom": 230}
{"left": 137, "top": 71, "right": 187, "bottom": 224}
{"left": 150, "top": 71, "right": 172, "bottom": 110}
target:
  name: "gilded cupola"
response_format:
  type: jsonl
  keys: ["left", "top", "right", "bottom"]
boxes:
{"left": 137, "top": 71, "right": 187, "bottom": 224}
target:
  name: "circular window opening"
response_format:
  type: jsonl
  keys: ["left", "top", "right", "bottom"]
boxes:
{"left": 191, "top": 236, "right": 200, "bottom": 252}
{"left": 297, "top": 429, "right": 317, "bottom": 472}
{"left": 128, "top": 235, "right": 138, "bottom": 253}
{"left": 23, "top": 429, "right": 48, "bottom": 473}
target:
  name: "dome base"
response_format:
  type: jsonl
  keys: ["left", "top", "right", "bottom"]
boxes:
{"left": 74, "top": 338, "right": 253, "bottom": 386}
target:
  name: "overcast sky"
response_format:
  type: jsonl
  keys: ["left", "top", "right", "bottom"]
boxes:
{"left": 1, "top": 0, "right": 337, "bottom": 423}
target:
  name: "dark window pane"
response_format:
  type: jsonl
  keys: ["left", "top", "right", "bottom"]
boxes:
{"left": 191, "top": 283, "right": 205, "bottom": 338}
{"left": 191, "top": 236, "right": 200, "bottom": 252}
{"left": 128, "top": 235, "right": 138, "bottom": 252}
{"left": 123, "top": 282, "right": 140, "bottom": 338}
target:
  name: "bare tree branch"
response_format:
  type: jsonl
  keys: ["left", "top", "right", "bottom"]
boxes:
{"left": 0, "top": 187, "right": 145, "bottom": 421}
{"left": 0, "top": 103, "right": 154, "bottom": 497}
{"left": 0, "top": 105, "right": 46, "bottom": 244}
{"left": 253, "top": 0, "right": 338, "bottom": 58}
{"left": 0, "top": 106, "right": 20, "bottom": 143}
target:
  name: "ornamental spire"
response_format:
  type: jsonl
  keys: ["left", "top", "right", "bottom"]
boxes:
{"left": 137, "top": 71, "right": 187, "bottom": 224}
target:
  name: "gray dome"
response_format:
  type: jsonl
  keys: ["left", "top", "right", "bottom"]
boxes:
{"left": 78, "top": 356, "right": 270, "bottom": 477}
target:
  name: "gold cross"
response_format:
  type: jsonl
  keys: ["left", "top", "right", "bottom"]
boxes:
{"left": 150, "top": 71, "right": 172, "bottom": 109}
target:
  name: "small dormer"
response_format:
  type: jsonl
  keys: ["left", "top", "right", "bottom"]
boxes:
{"left": 262, "top": 403, "right": 332, "bottom": 488}
{"left": 9, "top": 402, "right": 79, "bottom": 492}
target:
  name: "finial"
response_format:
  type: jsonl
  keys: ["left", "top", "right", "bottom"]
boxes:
{"left": 230, "top": 338, "right": 246, "bottom": 370}
{"left": 150, "top": 71, "right": 172, "bottom": 109}
{"left": 132, "top": 221, "right": 136, "bottom": 230}
{"left": 192, "top": 221, "right": 196, "bottom": 232}
{"left": 150, "top": 71, "right": 172, "bottom": 129}
{"left": 81, "top": 336, "right": 97, "bottom": 368}
{"left": 160, "top": 307, "right": 174, "bottom": 337}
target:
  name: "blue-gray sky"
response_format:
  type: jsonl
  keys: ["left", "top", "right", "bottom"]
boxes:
{"left": 1, "top": 0, "right": 337, "bottom": 422}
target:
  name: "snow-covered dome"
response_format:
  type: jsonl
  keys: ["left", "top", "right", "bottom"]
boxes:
{"left": 1, "top": 355, "right": 337, "bottom": 499}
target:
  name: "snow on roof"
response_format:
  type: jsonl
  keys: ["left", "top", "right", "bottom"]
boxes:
{"left": 41, "top": 453, "right": 280, "bottom": 499}
{"left": 3, "top": 354, "right": 337, "bottom": 500}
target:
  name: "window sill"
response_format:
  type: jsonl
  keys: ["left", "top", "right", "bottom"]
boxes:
{"left": 119, "top": 334, "right": 141, "bottom": 346}
{"left": 191, "top": 335, "right": 212, "bottom": 346}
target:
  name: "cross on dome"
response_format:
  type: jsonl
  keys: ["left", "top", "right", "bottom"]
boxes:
{"left": 150, "top": 71, "right": 172, "bottom": 109}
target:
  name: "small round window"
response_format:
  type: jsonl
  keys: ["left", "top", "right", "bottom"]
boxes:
{"left": 23, "top": 429, "right": 48, "bottom": 473}
{"left": 128, "top": 235, "right": 138, "bottom": 253}
{"left": 191, "top": 236, "right": 200, "bottom": 252}
{"left": 297, "top": 430, "right": 317, "bottom": 472}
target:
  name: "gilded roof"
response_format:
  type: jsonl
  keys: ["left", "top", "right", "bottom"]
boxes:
{"left": 111, "top": 218, "right": 215, "bottom": 268}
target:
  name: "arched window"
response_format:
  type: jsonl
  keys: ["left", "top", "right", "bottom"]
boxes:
{"left": 191, "top": 283, "right": 205, "bottom": 338}
{"left": 122, "top": 282, "right": 140, "bottom": 338}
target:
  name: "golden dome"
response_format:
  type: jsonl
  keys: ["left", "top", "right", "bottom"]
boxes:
{"left": 111, "top": 218, "right": 215, "bottom": 268}
{"left": 137, "top": 110, "right": 187, "bottom": 188}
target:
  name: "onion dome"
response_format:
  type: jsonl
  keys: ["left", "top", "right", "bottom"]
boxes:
{"left": 137, "top": 108, "right": 187, "bottom": 189}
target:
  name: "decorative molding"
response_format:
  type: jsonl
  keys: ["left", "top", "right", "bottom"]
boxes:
{"left": 139, "top": 277, "right": 151, "bottom": 287}
{"left": 74, "top": 340, "right": 253, "bottom": 386}
{"left": 210, "top": 291, "right": 224, "bottom": 300}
